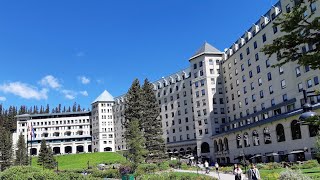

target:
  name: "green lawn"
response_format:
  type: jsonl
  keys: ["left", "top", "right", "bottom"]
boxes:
{"left": 32, "top": 152, "right": 127, "bottom": 170}
{"left": 140, "top": 172, "right": 216, "bottom": 180}
{"left": 259, "top": 167, "right": 320, "bottom": 180}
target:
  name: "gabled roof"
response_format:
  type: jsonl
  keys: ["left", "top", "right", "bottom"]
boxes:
{"left": 190, "top": 42, "right": 222, "bottom": 60}
{"left": 92, "top": 90, "right": 114, "bottom": 104}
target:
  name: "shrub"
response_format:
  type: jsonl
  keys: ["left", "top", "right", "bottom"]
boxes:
{"left": 279, "top": 168, "right": 311, "bottom": 180}
{"left": 169, "top": 160, "right": 179, "bottom": 168}
{"left": 91, "top": 169, "right": 120, "bottom": 178}
{"left": 157, "top": 161, "right": 170, "bottom": 171}
{"left": 135, "top": 163, "right": 158, "bottom": 176}
{"left": 181, "top": 162, "right": 189, "bottom": 170}
{"left": 301, "top": 160, "right": 319, "bottom": 169}
{"left": 264, "top": 162, "right": 282, "bottom": 170}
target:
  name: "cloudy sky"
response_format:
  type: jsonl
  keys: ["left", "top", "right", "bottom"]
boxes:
{"left": 0, "top": 0, "right": 277, "bottom": 109}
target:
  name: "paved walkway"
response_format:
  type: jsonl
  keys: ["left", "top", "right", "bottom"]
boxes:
{"left": 173, "top": 169, "right": 248, "bottom": 180}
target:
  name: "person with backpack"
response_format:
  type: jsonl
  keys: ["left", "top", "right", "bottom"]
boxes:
{"left": 247, "top": 164, "right": 260, "bottom": 180}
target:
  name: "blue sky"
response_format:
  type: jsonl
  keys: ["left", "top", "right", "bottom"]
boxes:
{"left": 0, "top": 0, "right": 278, "bottom": 110}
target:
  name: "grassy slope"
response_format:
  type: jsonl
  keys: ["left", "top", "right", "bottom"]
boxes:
{"left": 32, "top": 152, "right": 127, "bottom": 170}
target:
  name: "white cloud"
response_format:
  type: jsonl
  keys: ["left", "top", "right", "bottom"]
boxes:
{"left": 79, "top": 76, "right": 90, "bottom": 84}
{"left": 80, "top": 91, "right": 88, "bottom": 96}
{"left": 0, "top": 82, "right": 48, "bottom": 100}
{"left": 0, "top": 96, "right": 6, "bottom": 101}
{"left": 61, "top": 89, "right": 76, "bottom": 100}
{"left": 39, "top": 75, "right": 61, "bottom": 89}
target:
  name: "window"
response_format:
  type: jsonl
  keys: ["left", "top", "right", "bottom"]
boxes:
{"left": 246, "top": 47, "right": 250, "bottom": 55}
{"left": 266, "top": 59, "right": 270, "bottom": 68}
{"left": 296, "top": 66, "right": 301, "bottom": 77}
{"left": 286, "top": 4, "right": 291, "bottom": 13}
{"left": 279, "top": 66, "right": 284, "bottom": 75}
{"left": 291, "top": 120, "right": 302, "bottom": 140}
{"left": 255, "top": 53, "right": 259, "bottom": 61}
{"left": 234, "top": 58, "right": 238, "bottom": 64}
{"left": 249, "top": 70, "right": 253, "bottom": 78}
{"left": 201, "top": 89, "right": 205, "bottom": 96}
{"left": 307, "top": 79, "right": 312, "bottom": 88}
{"left": 241, "top": 64, "right": 244, "bottom": 71}
{"left": 298, "top": 83, "right": 303, "bottom": 92}
{"left": 257, "top": 66, "right": 261, "bottom": 73}
{"left": 248, "top": 59, "right": 251, "bottom": 66}
{"left": 242, "top": 75, "right": 246, "bottom": 82}
{"left": 281, "top": 80, "right": 286, "bottom": 89}
{"left": 269, "top": 85, "right": 273, "bottom": 94}
{"left": 314, "top": 76, "right": 319, "bottom": 85}
{"left": 262, "top": 34, "right": 267, "bottom": 42}
{"left": 210, "top": 69, "right": 214, "bottom": 74}
{"left": 199, "top": 61, "right": 203, "bottom": 67}
{"left": 243, "top": 86, "right": 247, "bottom": 94}
{"left": 240, "top": 53, "right": 243, "bottom": 60}
{"left": 258, "top": 78, "right": 262, "bottom": 86}
{"left": 260, "top": 90, "right": 264, "bottom": 98}
{"left": 271, "top": 99, "right": 275, "bottom": 106}
{"left": 251, "top": 82, "right": 254, "bottom": 90}
{"left": 236, "top": 135, "right": 242, "bottom": 148}
{"left": 252, "top": 131, "right": 260, "bottom": 146}
{"left": 283, "top": 94, "right": 288, "bottom": 102}
{"left": 252, "top": 94, "right": 256, "bottom": 102}
{"left": 264, "top": 127, "right": 272, "bottom": 144}
{"left": 193, "top": 64, "right": 197, "bottom": 69}
{"left": 273, "top": 26, "right": 278, "bottom": 34}
{"left": 244, "top": 132, "right": 250, "bottom": 147}
{"left": 305, "top": 65, "right": 310, "bottom": 72}
{"left": 245, "top": 98, "right": 248, "bottom": 105}
{"left": 276, "top": 124, "right": 286, "bottom": 142}
{"left": 267, "top": 72, "right": 272, "bottom": 81}
{"left": 253, "top": 41, "right": 257, "bottom": 49}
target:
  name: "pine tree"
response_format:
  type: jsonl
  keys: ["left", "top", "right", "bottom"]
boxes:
{"left": 124, "top": 79, "right": 147, "bottom": 167}
{"left": 142, "top": 79, "right": 166, "bottom": 162}
{"left": 72, "top": 102, "right": 77, "bottom": 112}
{"left": 37, "top": 139, "right": 56, "bottom": 169}
{"left": 15, "top": 133, "right": 28, "bottom": 166}
{"left": 0, "top": 128, "right": 13, "bottom": 171}
{"left": 45, "top": 104, "right": 50, "bottom": 113}
{"left": 77, "top": 105, "right": 81, "bottom": 112}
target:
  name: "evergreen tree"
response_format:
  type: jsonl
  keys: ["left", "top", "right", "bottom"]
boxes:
{"left": 45, "top": 104, "right": 50, "bottom": 113}
{"left": 37, "top": 139, "right": 56, "bottom": 169}
{"left": 58, "top": 104, "right": 61, "bottom": 113}
{"left": 15, "top": 133, "right": 28, "bottom": 166}
{"left": 63, "top": 106, "right": 66, "bottom": 113}
{"left": 141, "top": 79, "right": 166, "bottom": 162}
{"left": 72, "top": 102, "right": 77, "bottom": 112}
{"left": 124, "top": 79, "right": 147, "bottom": 167}
{"left": 261, "top": 0, "right": 320, "bottom": 69}
{"left": 0, "top": 128, "right": 13, "bottom": 171}
{"left": 77, "top": 105, "right": 81, "bottom": 112}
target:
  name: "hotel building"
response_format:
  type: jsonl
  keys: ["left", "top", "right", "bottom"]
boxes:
{"left": 13, "top": 0, "right": 320, "bottom": 164}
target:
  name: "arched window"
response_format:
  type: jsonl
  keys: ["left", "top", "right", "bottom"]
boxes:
{"left": 291, "top": 120, "right": 302, "bottom": 140}
{"left": 236, "top": 134, "right": 242, "bottom": 148}
{"left": 252, "top": 130, "right": 260, "bottom": 146}
{"left": 276, "top": 124, "right": 286, "bottom": 142}
{"left": 219, "top": 139, "right": 224, "bottom": 151}
{"left": 309, "top": 124, "right": 318, "bottom": 137}
{"left": 263, "top": 127, "right": 272, "bottom": 144}
{"left": 244, "top": 132, "right": 250, "bottom": 147}
{"left": 201, "top": 142, "right": 210, "bottom": 153}
{"left": 214, "top": 140, "right": 218, "bottom": 152}
{"left": 224, "top": 138, "right": 229, "bottom": 150}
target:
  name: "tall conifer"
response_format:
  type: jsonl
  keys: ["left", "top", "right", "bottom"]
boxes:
{"left": 141, "top": 79, "right": 166, "bottom": 161}
{"left": 15, "top": 133, "right": 28, "bottom": 166}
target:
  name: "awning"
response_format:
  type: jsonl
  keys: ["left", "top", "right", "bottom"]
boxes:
{"left": 290, "top": 150, "right": 304, "bottom": 154}
{"left": 266, "top": 153, "right": 279, "bottom": 156}
{"left": 250, "top": 154, "right": 262, "bottom": 159}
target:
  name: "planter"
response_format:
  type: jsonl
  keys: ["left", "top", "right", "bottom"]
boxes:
{"left": 121, "top": 174, "right": 134, "bottom": 180}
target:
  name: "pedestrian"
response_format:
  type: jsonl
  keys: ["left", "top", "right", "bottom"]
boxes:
{"left": 247, "top": 163, "right": 260, "bottom": 180}
{"left": 215, "top": 162, "right": 219, "bottom": 172}
{"left": 204, "top": 160, "right": 209, "bottom": 174}
{"left": 233, "top": 164, "right": 242, "bottom": 180}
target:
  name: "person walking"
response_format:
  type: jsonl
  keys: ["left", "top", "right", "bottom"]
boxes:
{"left": 215, "top": 162, "right": 219, "bottom": 172}
{"left": 204, "top": 160, "right": 209, "bottom": 174}
{"left": 247, "top": 164, "right": 260, "bottom": 180}
{"left": 233, "top": 164, "right": 243, "bottom": 180}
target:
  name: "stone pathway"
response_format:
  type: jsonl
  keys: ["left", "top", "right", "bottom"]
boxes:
{"left": 173, "top": 169, "right": 248, "bottom": 180}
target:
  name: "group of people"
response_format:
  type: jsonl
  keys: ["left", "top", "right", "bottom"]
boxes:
{"left": 233, "top": 163, "right": 260, "bottom": 180}
{"left": 202, "top": 160, "right": 260, "bottom": 180}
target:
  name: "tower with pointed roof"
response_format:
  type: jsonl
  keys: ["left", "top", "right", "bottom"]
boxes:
{"left": 91, "top": 90, "right": 115, "bottom": 152}
{"left": 189, "top": 42, "right": 224, "bottom": 160}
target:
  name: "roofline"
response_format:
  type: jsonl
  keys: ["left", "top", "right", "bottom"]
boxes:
{"left": 189, "top": 52, "right": 224, "bottom": 61}
{"left": 91, "top": 100, "right": 114, "bottom": 105}
{"left": 15, "top": 111, "right": 91, "bottom": 118}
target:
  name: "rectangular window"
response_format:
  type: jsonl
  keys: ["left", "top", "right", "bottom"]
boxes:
{"left": 193, "top": 64, "right": 197, "bottom": 69}
{"left": 298, "top": 83, "right": 303, "bottom": 92}
{"left": 258, "top": 78, "right": 262, "bottom": 86}
{"left": 249, "top": 70, "right": 253, "bottom": 78}
{"left": 266, "top": 59, "right": 270, "bottom": 68}
{"left": 281, "top": 80, "right": 286, "bottom": 89}
{"left": 307, "top": 79, "right": 313, "bottom": 88}
{"left": 273, "top": 26, "right": 278, "bottom": 34}
{"left": 199, "top": 61, "right": 203, "bottom": 67}
{"left": 269, "top": 85, "right": 274, "bottom": 94}
{"left": 260, "top": 90, "right": 264, "bottom": 98}
{"left": 271, "top": 99, "right": 275, "bottom": 106}
{"left": 253, "top": 41, "right": 257, "bottom": 49}
{"left": 279, "top": 66, "right": 284, "bottom": 75}
{"left": 248, "top": 59, "right": 251, "bottom": 66}
{"left": 305, "top": 65, "right": 310, "bottom": 72}
{"left": 240, "top": 53, "right": 243, "bottom": 60}
{"left": 283, "top": 94, "right": 288, "bottom": 102}
{"left": 267, "top": 72, "right": 272, "bottom": 81}
{"left": 241, "top": 64, "right": 244, "bottom": 71}
{"left": 252, "top": 94, "right": 256, "bottom": 102}
{"left": 246, "top": 47, "right": 250, "bottom": 55}
{"left": 251, "top": 82, "right": 254, "bottom": 90}
{"left": 311, "top": 2, "right": 317, "bottom": 12}
{"left": 314, "top": 76, "right": 319, "bottom": 85}
{"left": 296, "top": 66, "right": 301, "bottom": 77}
{"left": 257, "top": 66, "right": 261, "bottom": 73}
{"left": 286, "top": 4, "right": 291, "bottom": 13}
{"left": 262, "top": 34, "right": 267, "bottom": 42}
{"left": 255, "top": 53, "right": 259, "bottom": 61}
